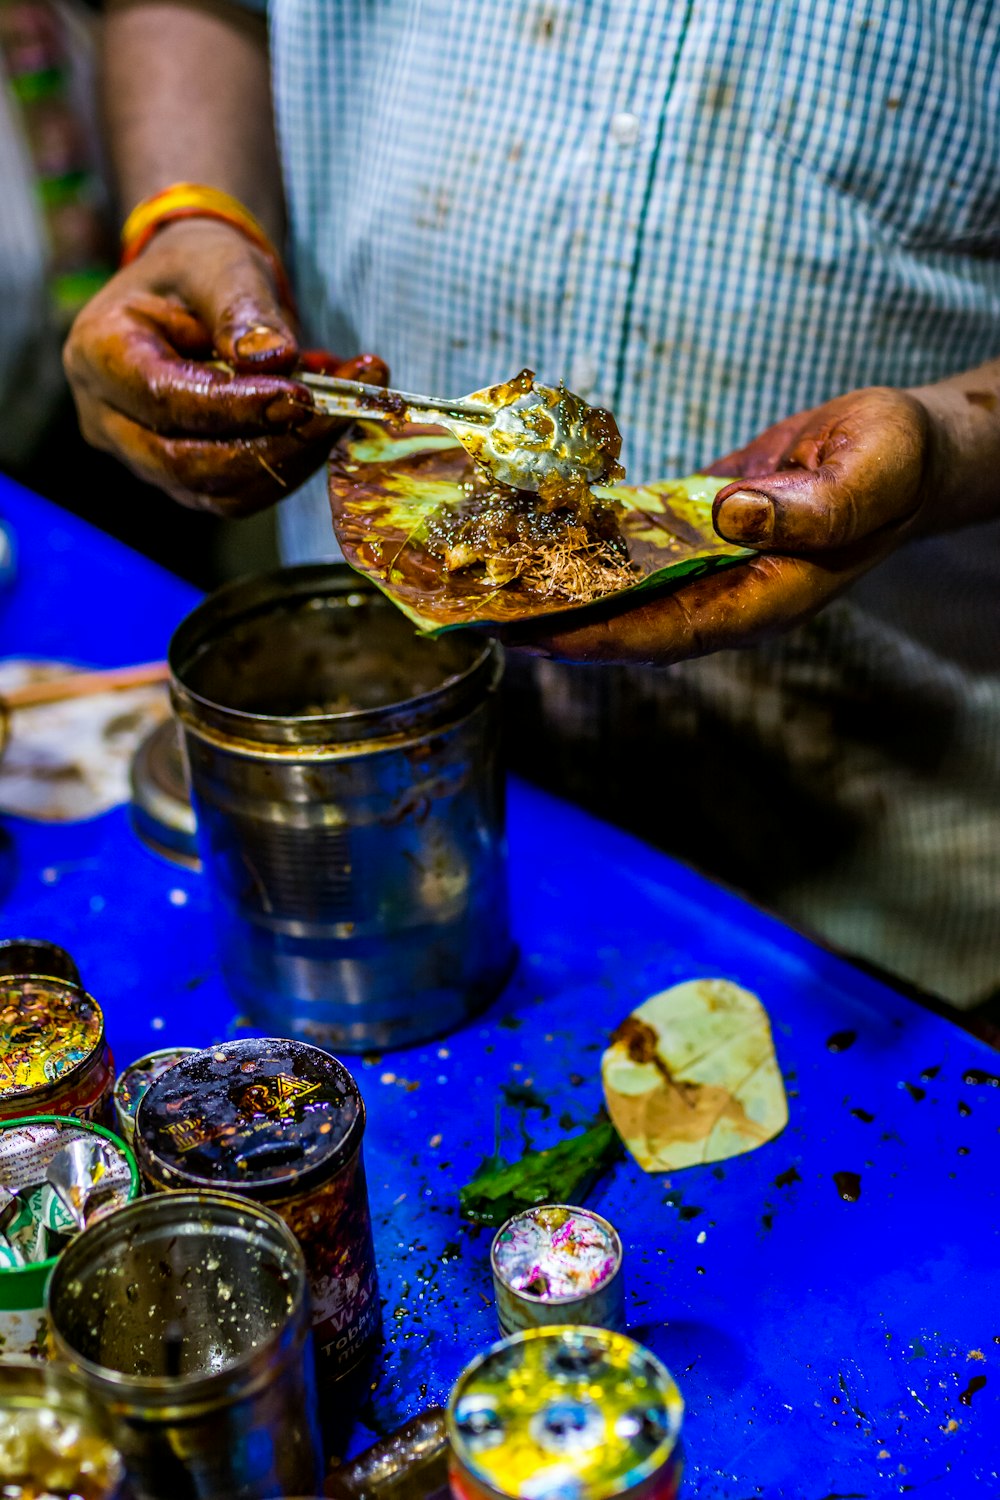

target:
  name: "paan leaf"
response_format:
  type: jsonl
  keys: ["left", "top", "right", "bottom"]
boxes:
{"left": 328, "top": 422, "right": 752, "bottom": 633}
{"left": 602, "top": 979, "right": 788, "bottom": 1173}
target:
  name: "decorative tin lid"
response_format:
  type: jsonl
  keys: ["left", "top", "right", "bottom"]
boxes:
{"left": 447, "top": 1328, "right": 684, "bottom": 1500}
{"left": 0, "top": 979, "right": 105, "bottom": 1106}
{"left": 134, "top": 1038, "right": 365, "bottom": 1201}
{"left": 492, "top": 1205, "right": 622, "bottom": 1302}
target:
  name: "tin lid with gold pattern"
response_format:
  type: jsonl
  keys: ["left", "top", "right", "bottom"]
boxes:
{"left": 0, "top": 979, "right": 106, "bottom": 1109}
{"left": 134, "top": 1037, "right": 365, "bottom": 1202}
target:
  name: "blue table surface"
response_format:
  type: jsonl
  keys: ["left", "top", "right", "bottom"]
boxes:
{"left": 1, "top": 473, "right": 998, "bottom": 1499}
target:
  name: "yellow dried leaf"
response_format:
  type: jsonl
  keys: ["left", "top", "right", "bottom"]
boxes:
{"left": 601, "top": 978, "right": 788, "bottom": 1172}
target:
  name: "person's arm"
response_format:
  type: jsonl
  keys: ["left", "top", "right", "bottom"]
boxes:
{"left": 63, "top": 0, "right": 385, "bottom": 516}
{"left": 508, "top": 359, "right": 1000, "bottom": 666}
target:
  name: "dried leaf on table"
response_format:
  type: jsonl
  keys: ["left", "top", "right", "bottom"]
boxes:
{"left": 328, "top": 422, "right": 751, "bottom": 633}
{"left": 459, "top": 1117, "right": 622, "bottom": 1226}
{"left": 602, "top": 979, "right": 788, "bottom": 1173}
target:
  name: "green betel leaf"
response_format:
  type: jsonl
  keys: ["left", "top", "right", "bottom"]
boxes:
{"left": 459, "top": 1118, "right": 623, "bottom": 1226}
{"left": 328, "top": 422, "right": 753, "bottom": 634}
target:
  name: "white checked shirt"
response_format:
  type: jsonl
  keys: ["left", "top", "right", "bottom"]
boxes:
{"left": 250, "top": 0, "right": 1000, "bottom": 1005}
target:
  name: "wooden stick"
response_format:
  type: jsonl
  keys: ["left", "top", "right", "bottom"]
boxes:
{"left": 2, "top": 661, "right": 171, "bottom": 711}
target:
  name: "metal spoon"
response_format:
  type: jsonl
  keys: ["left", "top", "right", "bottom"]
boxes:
{"left": 300, "top": 366, "right": 623, "bottom": 495}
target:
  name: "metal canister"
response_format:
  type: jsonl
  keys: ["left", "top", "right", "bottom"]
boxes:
{"left": 0, "top": 977, "right": 114, "bottom": 1124}
{"left": 447, "top": 1327, "right": 684, "bottom": 1500}
{"left": 490, "top": 1205, "right": 625, "bottom": 1336}
{"left": 168, "top": 563, "right": 514, "bottom": 1053}
{"left": 46, "top": 1189, "right": 324, "bottom": 1500}
{"left": 0, "top": 1115, "right": 138, "bottom": 1359}
{"left": 112, "top": 1046, "right": 200, "bottom": 1145}
{"left": 0, "top": 937, "right": 81, "bottom": 985}
{"left": 0, "top": 1355, "right": 126, "bottom": 1498}
{"left": 134, "top": 1036, "right": 380, "bottom": 1385}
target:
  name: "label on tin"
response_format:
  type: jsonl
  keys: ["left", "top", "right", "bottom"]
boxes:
{"left": 0, "top": 980, "right": 102, "bottom": 1098}
{"left": 449, "top": 1328, "right": 684, "bottom": 1500}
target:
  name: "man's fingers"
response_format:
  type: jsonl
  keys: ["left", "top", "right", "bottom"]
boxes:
{"left": 175, "top": 234, "right": 299, "bottom": 374}
{"left": 94, "top": 405, "right": 337, "bottom": 515}
{"left": 69, "top": 296, "right": 320, "bottom": 437}
{"left": 711, "top": 389, "right": 927, "bottom": 552}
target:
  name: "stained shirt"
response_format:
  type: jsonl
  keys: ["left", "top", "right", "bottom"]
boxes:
{"left": 252, "top": 0, "right": 1000, "bottom": 1004}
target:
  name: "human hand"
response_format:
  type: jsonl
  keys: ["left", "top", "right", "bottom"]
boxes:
{"left": 64, "top": 218, "right": 388, "bottom": 517}
{"left": 507, "top": 385, "right": 934, "bottom": 665}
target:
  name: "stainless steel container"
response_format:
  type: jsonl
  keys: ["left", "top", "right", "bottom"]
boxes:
{"left": 46, "top": 1190, "right": 324, "bottom": 1500}
{"left": 169, "top": 564, "right": 513, "bottom": 1052}
{"left": 0, "top": 1356, "right": 126, "bottom": 1498}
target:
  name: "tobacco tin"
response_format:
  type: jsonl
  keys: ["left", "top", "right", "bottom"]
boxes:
{"left": 490, "top": 1204, "right": 625, "bottom": 1336}
{"left": 0, "top": 978, "right": 114, "bottom": 1125}
{"left": 447, "top": 1327, "right": 684, "bottom": 1500}
{"left": 0, "top": 938, "right": 81, "bottom": 986}
{"left": 134, "top": 1036, "right": 379, "bottom": 1381}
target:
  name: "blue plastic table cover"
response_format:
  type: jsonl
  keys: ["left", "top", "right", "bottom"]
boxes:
{"left": 0, "top": 473, "right": 998, "bottom": 1499}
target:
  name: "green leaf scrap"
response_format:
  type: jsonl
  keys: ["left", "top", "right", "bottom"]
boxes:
{"left": 459, "top": 1117, "right": 623, "bottom": 1226}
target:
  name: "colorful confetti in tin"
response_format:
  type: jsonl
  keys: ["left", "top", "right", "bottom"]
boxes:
{"left": 0, "top": 978, "right": 114, "bottom": 1125}
{"left": 112, "top": 1047, "right": 200, "bottom": 1146}
{"left": 491, "top": 1205, "right": 625, "bottom": 1336}
{"left": 447, "top": 1327, "right": 684, "bottom": 1500}
{"left": 134, "top": 1037, "right": 380, "bottom": 1386}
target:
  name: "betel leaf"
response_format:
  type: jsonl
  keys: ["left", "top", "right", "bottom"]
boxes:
{"left": 459, "top": 1118, "right": 623, "bottom": 1226}
{"left": 602, "top": 979, "right": 789, "bottom": 1173}
{"left": 327, "top": 422, "right": 753, "bottom": 634}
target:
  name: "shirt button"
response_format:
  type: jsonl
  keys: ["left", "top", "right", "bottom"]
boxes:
{"left": 610, "top": 111, "right": 641, "bottom": 147}
{"left": 569, "top": 353, "right": 599, "bottom": 393}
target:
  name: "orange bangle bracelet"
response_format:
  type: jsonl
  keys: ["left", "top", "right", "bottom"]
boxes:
{"left": 120, "top": 183, "right": 295, "bottom": 312}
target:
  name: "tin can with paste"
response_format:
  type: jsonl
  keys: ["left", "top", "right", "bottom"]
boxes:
{"left": 0, "top": 1355, "right": 126, "bottom": 1498}
{"left": 112, "top": 1046, "right": 200, "bottom": 1146}
{"left": 134, "top": 1036, "right": 380, "bottom": 1385}
{"left": 0, "top": 978, "right": 114, "bottom": 1125}
{"left": 0, "top": 1115, "right": 138, "bottom": 1359}
{"left": 491, "top": 1205, "right": 625, "bottom": 1337}
{"left": 46, "top": 1190, "right": 324, "bottom": 1500}
{"left": 447, "top": 1327, "right": 684, "bottom": 1500}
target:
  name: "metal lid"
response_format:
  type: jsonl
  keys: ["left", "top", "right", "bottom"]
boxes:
{"left": 0, "top": 939, "right": 80, "bottom": 986}
{"left": 447, "top": 1327, "right": 684, "bottom": 1500}
{"left": 129, "top": 718, "right": 199, "bottom": 869}
{"left": 0, "top": 979, "right": 105, "bottom": 1109}
{"left": 134, "top": 1037, "right": 365, "bottom": 1202}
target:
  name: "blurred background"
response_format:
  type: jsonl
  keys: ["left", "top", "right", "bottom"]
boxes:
{"left": 0, "top": 0, "right": 277, "bottom": 588}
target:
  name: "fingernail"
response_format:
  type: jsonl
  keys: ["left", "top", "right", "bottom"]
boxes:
{"left": 235, "top": 325, "right": 289, "bottom": 360}
{"left": 715, "top": 489, "right": 774, "bottom": 543}
{"left": 265, "top": 393, "right": 312, "bottom": 426}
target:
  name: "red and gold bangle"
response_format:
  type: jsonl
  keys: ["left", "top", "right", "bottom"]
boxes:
{"left": 119, "top": 182, "right": 294, "bottom": 311}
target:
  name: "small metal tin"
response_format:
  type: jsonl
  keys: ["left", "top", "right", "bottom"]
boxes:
{"left": 134, "top": 1036, "right": 380, "bottom": 1384}
{"left": 0, "top": 977, "right": 114, "bottom": 1125}
{"left": 0, "top": 1355, "right": 126, "bottom": 1498}
{"left": 0, "top": 937, "right": 81, "bottom": 985}
{"left": 46, "top": 1189, "right": 324, "bottom": 1500}
{"left": 491, "top": 1204, "right": 625, "bottom": 1336}
{"left": 0, "top": 1115, "right": 138, "bottom": 1359}
{"left": 447, "top": 1327, "right": 684, "bottom": 1500}
{"left": 112, "top": 1046, "right": 200, "bottom": 1145}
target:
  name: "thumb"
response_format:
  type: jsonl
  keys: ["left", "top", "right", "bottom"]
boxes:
{"left": 712, "top": 399, "right": 925, "bottom": 552}
{"left": 180, "top": 230, "right": 299, "bottom": 374}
